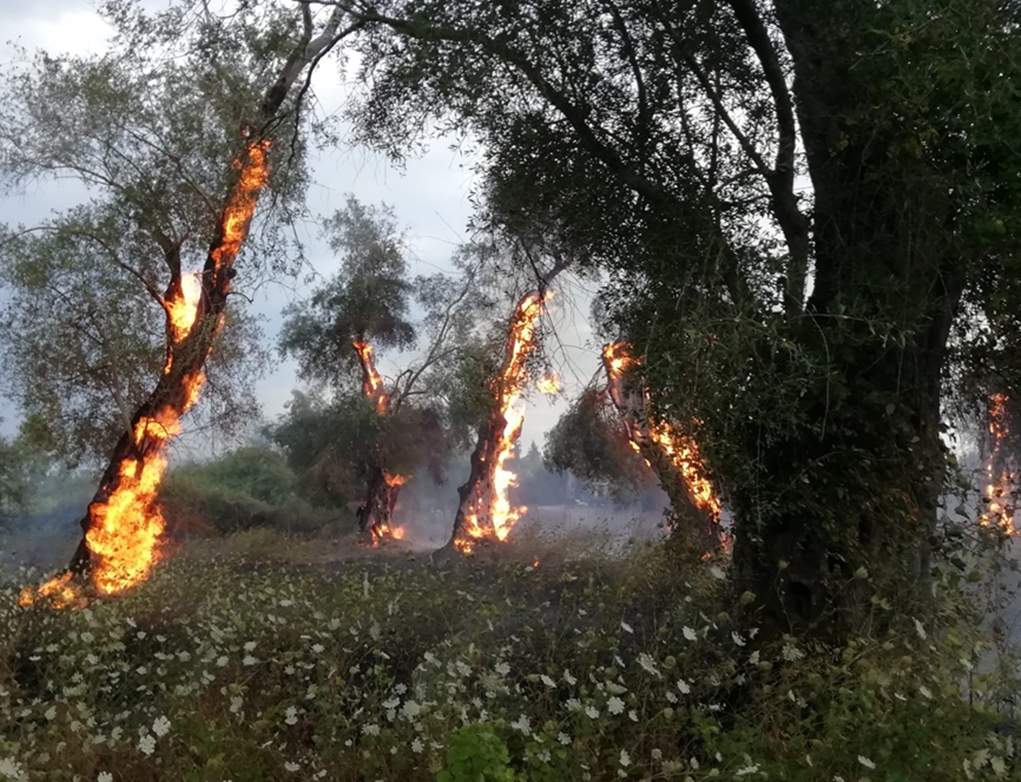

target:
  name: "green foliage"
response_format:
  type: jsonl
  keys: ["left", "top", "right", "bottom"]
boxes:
{"left": 279, "top": 196, "right": 417, "bottom": 390}
{"left": 159, "top": 444, "right": 332, "bottom": 536}
{"left": 543, "top": 388, "right": 652, "bottom": 500}
{"left": 437, "top": 723, "right": 515, "bottom": 782}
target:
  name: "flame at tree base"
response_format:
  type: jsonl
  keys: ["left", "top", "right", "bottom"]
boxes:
{"left": 452, "top": 291, "right": 550, "bottom": 553}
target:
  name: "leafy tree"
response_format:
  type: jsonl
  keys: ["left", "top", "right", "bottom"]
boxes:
{"left": 324, "top": 0, "right": 1021, "bottom": 634}
{"left": 277, "top": 196, "right": 499, "bottom": 535}
{"left": 0, "top": 0, "right": 357, "bottom": 576}
{"left": 544, "top": 387, "right": 654, "bottom": 501}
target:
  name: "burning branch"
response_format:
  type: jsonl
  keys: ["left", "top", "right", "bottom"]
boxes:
{"left": 602, "top": 342, "right": 721, "bottom": 551}
{"left": 450, "top": 289, "right": 554, "bottom": 553}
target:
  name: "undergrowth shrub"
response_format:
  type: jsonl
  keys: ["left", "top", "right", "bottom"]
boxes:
{"left": 0, "top": 537, "right": 1017, "bottom": 781}
{"left": 159, "top": 445, "right": 347, "bottom": 537}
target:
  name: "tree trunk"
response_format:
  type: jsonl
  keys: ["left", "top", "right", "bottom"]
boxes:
{"left": 359, "top": 463, "right": 403, "bottom": 542}
{"left": 446, "top": 409, "right": 507, "bottom": 552}
{"left": 729, "top": 0, "right": 964, "bottom": 635}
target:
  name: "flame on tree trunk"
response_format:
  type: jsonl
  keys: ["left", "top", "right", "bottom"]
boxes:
{"left": 450, "top": 290, "right": 552, "bottom": 553}
{"left": 352, "top": 338, "right": 407, "bottom": 544}
{"left": 981, "top": 393, "right": 1018, "bottom": 536}
{"left": 20, "top": 139, "right": 272, "bottom": 607}
{"left": 602, "top": 342, "right": 721, "bottom": 552}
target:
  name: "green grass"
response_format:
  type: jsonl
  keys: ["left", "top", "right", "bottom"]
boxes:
{"left": 0, "top": 534, "right": 1016, "bottom": 782}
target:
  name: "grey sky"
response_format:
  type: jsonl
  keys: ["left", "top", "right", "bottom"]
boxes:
{"left": 0, "top": 0, "right": 602, "bottom": 454}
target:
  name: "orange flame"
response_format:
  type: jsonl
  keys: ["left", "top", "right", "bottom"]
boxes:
{"left": 20, "top": 139, "right": 272, "bottom": 608}
{"left": 536, "top": 372, "right": 562, "bottom": 396}
{"left": 981, "top": 393, "right": 1017, "bottom": 536}
{"left": 602, "top": 342, "right": 721, "bottom": 521}
{"left": 455, "top": 291, "right": 552, "bottom": 552}
{"left": 353, "top": 340, "right": 390, "bottom": 415}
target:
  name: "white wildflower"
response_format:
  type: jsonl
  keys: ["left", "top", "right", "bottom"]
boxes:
{"left": 781, "top": 644, "right": 805, "bottom": 662}
{"left": 620, "top": 620, "right": 634, "bottom": 634}
{"left": 637, "top": 652, "right": 660, "bottom": 676}
{"left": 541, "top": 674, "right": 556, "bottom": 688}
{"left": 991, "top": 756, "right": 1006, "bottom": 777}
{"left": 401, "top": 700, "right": 422, "bottom": 719}
{"left": 216, "top": 656, "right": 228, "bottom": 667}
{"left": 651, "top": 748, "right": 663, "bottom": 761}
{"left": 495, "top": 662, "right": 510, "bottom": 676}
{"left": 731, "top": 631, "right": 746, "bottom": 647}
{"left": 736, "top": 765, "right": 760, "bottom": 776}
{"left": 619, "top": 749, "right": 631, "bottom": 767}
{"left": 566, "top": 698, "right": 581, "bottom": 712}
{"left": 683, "top": 626, "right": 698, "bottom": 642}
{"left": 749, "top": 650, "right": 760, "bottom": 665}
{"left": 97, "top": 774, "right": 113, "bottom": 782}
{"left": 677, "top": 679, "right": 691, "bottom": 694}
{"left": 858, "top": 755, "right": 876, "bottom": 770}
{"left": 0, "top": 757, "right": 26, "bottom": 782}
{"left": 311, "top": 644, "right": 324, "bottom": 654}
{"left": 558, "top": 732, "right": 571, "bottom": 745}
{"left": 584, "top": 705, "right": 600, "bottom": 719}
{"left": 44, "top": 706, "right": 57, "bottom": 721}
{"left": 362, "top": 724, "right": 380, "bottom": 736}
{"left": 284, "top": 762, "right": 300, "bottom": 772}
{"left": 411, "top": 738, "right": 424, "bottom": 754}
{"left": 152, "top": 715, "right": 171, "bottom": 737}
{"left": 242, "top": 655, "right": 258, "bottom": 666}
{"left": 710, "top": 565, "right": 726, "bottom": 580}
{"left": 665, "top": 691, "right": 678, "bottom": 703}
{"left": 608, "top": 696, "right": 625, "bottom": 715}
{"left": 564, "top": 669, "right": 577, "bottom": 685}
{"left": 919, "top": 685, "right": 933, "bottom": 699}
{"left": 138, "top": 734, "right": 156, "bottom": 756}
{"left": 628, "top": 709, "right": 638, "bottom": 722}
{"left": 914, "top": 618, "right": 927, "bottom": 640}
{"left": 243, "top": 641, "right": 257, "bottom": 652}
{"left": 284, "top": 707, "right": 298, "bottom": 726}
{"left": 510, "top": 714, "right": 531, "bottom": 735}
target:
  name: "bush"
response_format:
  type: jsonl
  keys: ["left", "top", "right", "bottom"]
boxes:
{"left": 159, "top": 445, "right": 349, "bottom": 536}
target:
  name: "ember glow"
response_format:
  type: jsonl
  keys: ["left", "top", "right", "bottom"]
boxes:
{"left": 980, "top": 393, "right": 1017, "bottom": 536}
{"left": 455, "top": 291, "right": 552, "bottom": 553}
{"left": 21, "top": 139, "right": 272, "bottom": 607}
{"left": 602, "top": 342, "right": 721, "bottom": 522}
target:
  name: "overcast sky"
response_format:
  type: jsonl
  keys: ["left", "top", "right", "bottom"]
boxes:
{"left": 0, "top": 0, "right": 603, "bottom": 458}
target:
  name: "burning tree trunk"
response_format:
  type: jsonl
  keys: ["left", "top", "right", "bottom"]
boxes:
{"left": 602, "top": 342, "right": 721, "bottom": 553}
{"left": 21, "top": 8, "right": 351, "bottom": 605}
{"left": 448, "top": 289, "right": 553, "bottom": 553}
{"left": 981, "top": 393, "right": 1018, "bottom": 536}
{"left": 351, "top": 338, "right": 407, "bottom": 544}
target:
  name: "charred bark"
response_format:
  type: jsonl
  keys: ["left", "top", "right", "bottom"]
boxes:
{"left": 358, "top": 463, "right": 403, "bottom": 542}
